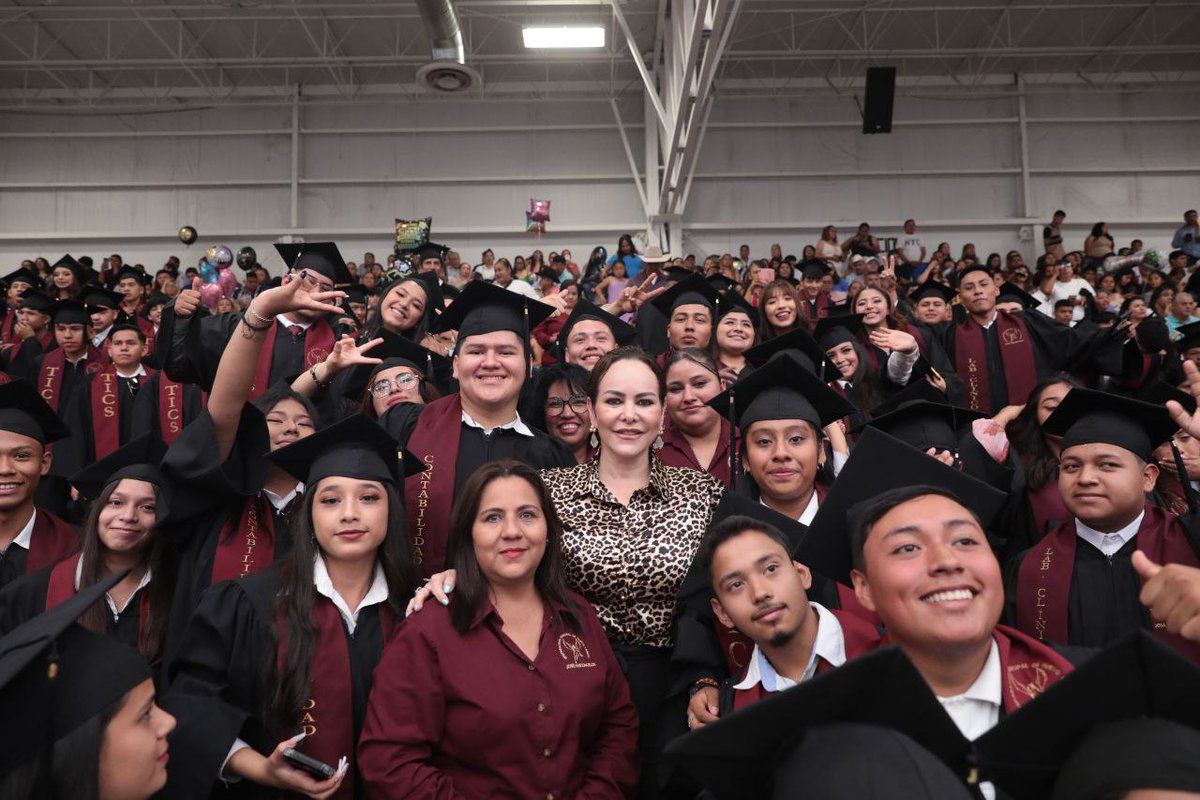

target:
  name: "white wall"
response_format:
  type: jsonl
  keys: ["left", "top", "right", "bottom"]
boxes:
{"left": 1, "top": 85, "right": 1196, "bottom": 274}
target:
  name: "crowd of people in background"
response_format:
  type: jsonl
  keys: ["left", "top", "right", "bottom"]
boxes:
{"left": 2, "top": 204, "right": 1200, "bottom": 800}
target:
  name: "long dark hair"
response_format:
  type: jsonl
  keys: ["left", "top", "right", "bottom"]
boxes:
{"left": 759, "top": 279, "right": 803, "bottom": 341}
{"left": 1006, "top": 374, "right": 1083, "bottom": 490}
{"left": 270, "top": 481, "right": 418, "bottom": 739}
{"left": 77, "top": 480, "right": 173, "bottom": 665}
{"left": 854, "top": 285, "right": 912, "bottom": 331}
{"left": 837, "top": 340, "right": 887, "bottom": 416}
{"left": 0, "top": 697, "right": 123, "bottom": 800}
{"left": 362, "top": 278, "right": 432, "bottom": 342}
{"left": 523, "top": 361, "right": 590, "bottom": 433}
{"left": 444, "top": 460, "right": 578, "bottom": 633}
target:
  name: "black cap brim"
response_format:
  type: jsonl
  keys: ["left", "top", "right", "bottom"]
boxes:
{"left": 341, "top": 330, "right": 451, "bottom": 399}
{"left": 707, "top": 352, "right": 853, "bottom": 430}
{"left": 908, "top": 282, "right": 956, "bottom": 304}
{"left": 275, "top": 241, "right": 354, "bottom": 286}
{"left": 743, "top": 328, "right": 827, "bottom": 375}
{"left": 649, "top": 274, "right": 720, "bottom": 318}
{"left": 0, "top": 379, "right": 72, "bottom": 444}
{"left": 556, "top": 299, "right": 636, "bottom": 354}
{"left": 1042, "top": 388, "right": 1178, "bottom": 462}
{"left": 267, "top": 414, "right": 423, "bottom": 486}
{"left": 813, "top": 313, "right": 866, "bottom": 351}
{"left": 431, "top": 280, "right": 554, "bottom": 339}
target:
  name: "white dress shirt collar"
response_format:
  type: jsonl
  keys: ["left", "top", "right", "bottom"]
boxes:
{"left": 760, "top": 490, "right": 821, "bottom": 526}
{"left": 276, "top": 313, "right": 311, "bottom": 331}
{"left": 263, "top": 482, "right": 304, "bottom": 512}
{"left": 937, "top": 638, "right": 1002, "bottom": 741}
{"left": 313, "top": 554, "right": 389, "bottom": 635}
{"left": 115, "top": 364, "right": 148, "bottom": 379}
{"left": 1076, "top": 509, "right": 1144, "bottom": 557}
{"left": 461, "top": 407, "right": 534, "bottom": 437}
{"left": 2, "top": 509, "right": 36, "bottom": 554}
{"left": 74, "top": 558, "right": 153, "bottom": 617}
{"left": 733, "top": 602, "right": 847, "bottom": 692}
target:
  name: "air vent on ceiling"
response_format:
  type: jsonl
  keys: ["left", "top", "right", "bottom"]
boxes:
{"left": 416, "top": 62, "right": 482, "bottom": 94}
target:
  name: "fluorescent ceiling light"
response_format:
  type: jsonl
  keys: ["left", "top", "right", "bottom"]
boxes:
{"left": 522, "top": 26, "right": 605, "bottom": 49}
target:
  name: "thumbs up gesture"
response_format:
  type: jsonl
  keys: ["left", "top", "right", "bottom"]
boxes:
{"left": 174, "top": 277, "right": 204, "bottom": 319}
{"left": 1133, "top": 551, "right": 1200, "bottom": 644}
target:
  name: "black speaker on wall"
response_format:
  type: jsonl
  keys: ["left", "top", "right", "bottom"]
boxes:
{"left": 862, "top": 67, "right": 896, "bottom": 134}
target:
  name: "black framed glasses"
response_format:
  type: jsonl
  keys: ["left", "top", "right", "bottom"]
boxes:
{"left": 369, "top": 373, "right": 419, "bottom": 397}
{"left": 545, "top": 394, "right": 588, "bottom": 416}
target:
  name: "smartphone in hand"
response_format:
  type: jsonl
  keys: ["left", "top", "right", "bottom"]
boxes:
{"left": 283, "top": 747, "right": 336, "bottom": 780}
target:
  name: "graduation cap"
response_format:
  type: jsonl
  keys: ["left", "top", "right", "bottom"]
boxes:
{"left": 707, "top": 352, "right": 853, "bottom": 433}
{"left": 341, "top": 330, "right": 452, "bottom": 400}
{"left": 51, "top": 255, "right": 91, "bottom": 286}
{"left": 649, "top": 274, "right": 720, "bottom": 318}
{"left": 976, "top": 631, "right": 1200, "bottom": 800}
{"left": 268, "top": 414, "right": 424, "bottom": 487}
{"left": 274, "top": 241, "right": 354, "bottom": 286}
{"left": 342, "top": 284, "right": 368, "bottom": 306}
{"left": 1041, "top": 388, "right": 1177, "bottom": 462}
{"left": 383, "top": 271, "right": 446, "bottom": 320}
{"left": 664, "top": 266, "right": 695, "bottom": 283}
{"left": 706, "top": 273, "right": 739, "bottom": 293}
{"left": 743, "top": 328, "right": 827, "bottom": 376}
{"left": 112, "top": 265, "right": 152, "bottom": 288}
{"left": 859, "top": 381, "right": 985, "bottom": 454}
{"left": 663, "top": 646, "right": 975, "bottom": 800}
{"left": 430, "top": 280, "right": 554, "bottom": 349}
{"left": 1176, "top": 320, "right": 1200, "bottom": 353}
{"left": 796, "top": 427, "right": 1008, "bottom": 585}
{"left": 80, "top": 286, "right": 124, "bottom": 310}
{"left": 1136, "top": 379, "right": 1197, "bottom": 416}
{"left": 798, "top": 258, "right": 834, "bottom": 281}
{"left": 813, "top": 313, "right": 867, "bottom": 352}
{"left": 47, "top": 299, "right": 91, "bottom": 326}
{"left": 0, "top": 379, "right": 71, "bottom": 444}
{"left": 2, "top": 267, "right": 43, "bottom": 292}
{"left": 908, "top": 281, "right": 956, "bottom": 305}
{"left": 18, "top": 289, "right": 54, "bottom": 313}
{"left": 715, "top": 289, "right": 757, "bottom": 323}
{"left": 0, "top": 569, "right": 150, "bottom": 775}
{"left": 555, "top": 299, "right": 636, "bottom": 358}
{"left": 413, "top": 241, "right": 450, "bottom": 264}
{"left": 108, "top": 310, "right": 146, "bottom": 337}
{"left": 69, "top": 432, "right": 170, "bottom": 520}
{"left": 997, "top": 282, "right": 1040, "bottom": 311}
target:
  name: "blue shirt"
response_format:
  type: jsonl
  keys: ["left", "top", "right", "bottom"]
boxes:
{"left": 608, "top": 253, "right": 645, "bottom": 279}
{"left": 1173, "top": 224, "right": 1200, "bottom": 260}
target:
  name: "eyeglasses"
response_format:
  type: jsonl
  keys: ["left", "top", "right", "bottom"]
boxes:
{"left": 369, "top": 373, "right": 419, "bottom": 397}
{"left": 545, "top": 394, "right": 588, "bottom": 416}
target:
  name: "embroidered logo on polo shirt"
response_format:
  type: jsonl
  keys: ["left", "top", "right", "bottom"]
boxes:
{"left": 557, "top": 633, "right": 596, "bottom": 670}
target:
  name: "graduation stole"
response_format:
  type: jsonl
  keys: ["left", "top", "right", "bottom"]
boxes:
{"left": 1015, "top": 503, "right": 1200, "bottom": 660}
{"left": 276, "top": 595, "right": 396, "bottom": 799}
{"left": 0, "top": 310, "right": 15, "bottom": 345}
{"left": 26, "top": 509, "right": 80, "bottom": 573}
{"left": 404, "top": 393, "right": 464, "bottom": 577}
{"left": 249, "top": 318, "right": 336, "bottom": 400}
{"left": 211, "top": 493, "right": 277, "bottom": 584}
{"left": 157, "top": 372, "right": 203, "bottom": 444}
{"left": 955, "top": 310, "right": 1038, "bottom": 413}
{"left": 798, "top": 291, "right": 831, "bottom": 327}
{"left": 991, "top": 624, "right": 1074, "bottom": 711}
{"left": 90, "top": 367, "right": 153, "bottom": 460}
{"left": 37, "top": 344, "right": 109, "bottom": 411}
{"left": 1025, "top": 475, "right": 1070, "bottom": 539}
{"left": 46, "top": 553, "right": 150, "bottom": 641}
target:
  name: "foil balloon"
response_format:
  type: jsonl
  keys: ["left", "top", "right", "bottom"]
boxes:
{"left": 200, "top": 259, "right": 218, "bottom": 284}
{"left": 200, "top": 281, "right": 224, "bottom": 311}
{"left": 206, "top": 244, "right": 234, "bottom": 269}
{"left": 529, "top": 198, "right": 551, "bottom": 223}
{"left": 394, "top": 217, "right": 432, "bottom": 254}
{"left": 525, "top": 212, "right": 545, "bottom": 234}
{"left": 217, "top": 268, "right": 238, "bottom": 297}
{"left": 236, "top": 246, "right": 257, "bottom": 271}
{"left": 178, "top": 226, "right": 198, "bottom": 246}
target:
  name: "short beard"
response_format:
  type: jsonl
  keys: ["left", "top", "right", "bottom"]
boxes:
{"left": 767, "top": 626, "right": 798, "bottom": 648}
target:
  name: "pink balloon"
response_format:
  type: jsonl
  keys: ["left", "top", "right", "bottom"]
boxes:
{"left": 217, "top": 268, "right": 238, "bottom": 297}
{"left": 200, "top": 282, "right": 224, "bottom": 311}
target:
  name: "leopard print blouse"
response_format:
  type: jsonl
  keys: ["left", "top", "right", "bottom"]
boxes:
{"left": 540, "top": 455, "right": 725, "bottom": 648}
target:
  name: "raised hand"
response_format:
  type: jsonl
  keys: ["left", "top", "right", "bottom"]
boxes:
{"left": 251, "top": 270, "right": 346, "bottom": 320}
{"left": 1166, "top": 360, "right": 1200, "bottom": 442}
{"left": 1133, "top": 551, "right": 1200, "bottom": 644}
{"left": 324, "top": 336, "right": 382, "bottom": 375}
{"left": 174, "top": 277, "right": 204, "bottom": 319}
{"left": 869, "top": 326, "right": 918, "bottom": 354}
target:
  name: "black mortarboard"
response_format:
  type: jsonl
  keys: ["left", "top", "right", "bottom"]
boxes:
{"left": 706, "top": 274, "right": 739, "bottom": 293}
{"left": 414, "top": 241, "right": 450, "bottom": 264}
{"left": 555, "top": 299, "right": 636, "bottom": 358}
{"left": 860, "top": 381, "right": 984, "bottom": 453}
{"left": 108, "top": 310, "right": 145, "bottom": 337}
{"left": 1136, "top": 379, "right": 1197, "bottom": 416}
{"left": 707, "top": 352, "right": 853, "bottom": 431}
{"left": 51, "top": 255, "right": 90, "bottom": 285}
{"left": 341, "top": 330, "right": 451, "bottom": 400}
{"left": 69, "top": 432, "right": 170, "bottom": 520}
{"left": 80, "top": 286, "right": 123, "bottom": 310}
{"left": 715, "top": 289, "right": 757, "bottom": 322}
{"left": 431, "top": 280, "right": 553, "bottom": 346}
{"left": 743, "top": 328, "right": 827, "bottom": 376}
{"left": 0, "top": 379, "right": 71, "bottom": 444}
{"left": 954, "top": 263, "right": 994, "bottom": 288}
{"left": 976, "top": 631, "right": 1200, "bottom": 800}
{"left": 47, "top": 299, "right": 90, "bottom": 326}
{"left": 1052, "top": 718, "right": 1200, "bottom": 800}
{"left": 274, "top": 241, "right": 354, "bottom": 286}
{"left": 1041, "top": 388, "right": 1177, "bottom": 462}
{"left": 663, "top": 646, "right": 974, "bottom": 800}
{"left": 2, "top": 267, "right": 42, "bottom": 292}
{"left": 797, "top": 427, "right": 1007, "bottom": 585}
{"left": 798, "top": 258, "right": 834, "bottom": 281}
{"left": 1176, "top": 320, "right": 1200, "bottom": 352}
{"left": 908, "top": 281, "right": 956, "bottom": 304}
{"left": 0, "top": 569, "right": 150, "bottom": 775}
{"left": 664, "top": 266, "right": 695, "bottom": 283}
{"left": 649, "top": 274, "right": 720, "bottom": 318}
{"left": 18, "top": 289, "right": 54, "bottom": 313}
{"left": 113, "top": 265, "right": 152, "bottom": 288}
{"left": 813, "top": 313, "right": 867, "bottom": 352}
{"left": 268, "top": 414, "right": 423, "bottom": 486}
{"left": 342, "top": 284, "right": 368, "bottom": 305}
{"left": 997, "top": 282, "right": 1040, "bottom": 310}
{"left": 386, "top": 271, "right": 446, "bottom": 319}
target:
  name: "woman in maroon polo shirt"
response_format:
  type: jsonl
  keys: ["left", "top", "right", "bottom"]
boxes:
{"left": 359, "top": 460, "right": 639, "bottom": 798}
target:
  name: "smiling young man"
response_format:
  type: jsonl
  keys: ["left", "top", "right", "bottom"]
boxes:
{"left": 648, "top": 274, "right": 721, "bottom": 365}
{"left": 1005, "top": 389, "right": 1200, "bottom": 659}
{"left": 553, "top": 299, "right": 636, "bottom": 371}
{"left": 377, "top": 282, "right": 574, "bottom": 576}
{"left": 0, "top": 380, "right": 78, "bottom": 590}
